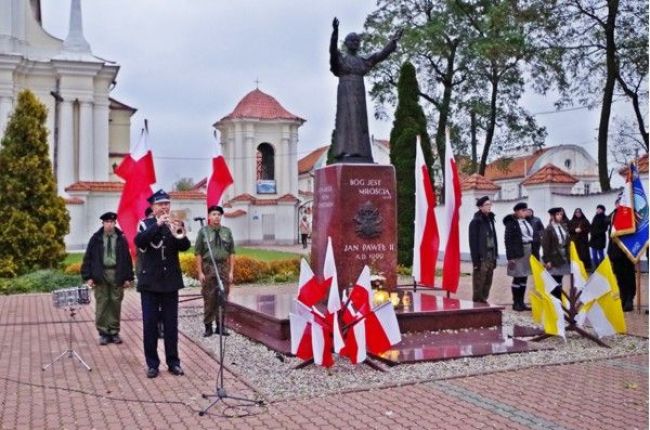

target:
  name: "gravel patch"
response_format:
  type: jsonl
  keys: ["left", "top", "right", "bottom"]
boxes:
{"left": 178, "top": 303, "right": 648, "bottom": 403}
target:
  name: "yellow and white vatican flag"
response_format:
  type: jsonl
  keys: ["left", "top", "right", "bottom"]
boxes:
{"left": 570, "top": 242, "right": 589, "bottom": 293}
{"left": 576, "top": 257, "right": 626, "bottom": 338}
{"left": 530, "top": 256, "right": 566, "bottom": 338}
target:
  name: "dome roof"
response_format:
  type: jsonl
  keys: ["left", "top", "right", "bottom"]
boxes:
{"left": 217, "top": 89, "right": 305, "bottom": 124}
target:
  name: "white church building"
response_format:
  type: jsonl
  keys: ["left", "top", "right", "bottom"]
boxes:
{"left": 0, "top": 0, "right": 140, "bottom": 249}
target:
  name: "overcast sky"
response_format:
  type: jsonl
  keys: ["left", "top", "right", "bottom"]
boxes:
{"left": 40, "top": 0, "right": 633, "bottom": 189}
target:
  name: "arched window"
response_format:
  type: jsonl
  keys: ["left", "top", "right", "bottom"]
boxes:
{"left": 256, "top": 143, "right": 275, "bottom": 180}
{"left": 256, "top": 143, "right": 276, "bottom": 194}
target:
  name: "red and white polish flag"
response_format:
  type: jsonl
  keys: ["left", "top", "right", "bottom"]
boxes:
{"left": 365, "top": 302, "right": 402, "bottom": 355}
{"left": 413, "top": 136, "right": 440, "bottom": 288}
{"left": 206, "top": 138, "right": 234, "bottom": 209}
{"left": 348, "top": 265, "right": 372, "bottom": 313}
{"left": 340, "top": 268, "right": 373, "bottom": 364}
{"left": 310, "top": 307, "right": 335, "bottom": 368}
{"left": 611, "top": 168, "right": 635, "bottom": 235}
{"left": 289, "top": 309, "right": 313, "bottom": 361}
{"left": 324, "top": 237, "right": 344, "bottom": 353}
{"left": 115, "top": 121, "right": 156, "bottom": 257}
{"left": 296, "top": 258, "right": 330, "bottom": 307}
{"left": 441, "top": 129, "right": 461, "bottom": 293}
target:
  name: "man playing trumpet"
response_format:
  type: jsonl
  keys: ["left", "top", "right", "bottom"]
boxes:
{"left": 135, "top": 189, "right": 191, "bottom": 378}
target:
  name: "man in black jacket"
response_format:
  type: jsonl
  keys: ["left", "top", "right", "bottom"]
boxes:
{"left": 469, "top": 196, "right": 498, "bottom": 303}
{"left": 135, "top": 190, "right": 191, "bottom": 378}
{"left": 81, "top": 212, "right": 134, "bottom": 345}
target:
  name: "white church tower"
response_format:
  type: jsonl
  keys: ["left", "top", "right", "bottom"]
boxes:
{"left": 0, "top": 0, "right": 134, "bottom": 195}
{"left": 0, "top": 0, "right": 136, "bottom": 250}
{"left": 213, "top": 88, "right": 305, "bottom": 244}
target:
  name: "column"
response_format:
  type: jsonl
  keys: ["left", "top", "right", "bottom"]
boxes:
{"left": 0, "top": 95, "right": 12, "bottom": 138}
{"left": 233, "top": 123, "right": 243, "bottom": 196}
{"left": 57, "top": 100, "right": 75, "bottom": 195}
{"left": 289, "top": 135, "right": 298, "bottom": 196}
{"left": 93, "top": 100, "right": 109, "bottom": 180}
{"left": 78, "top": 100, "right": 94, "bottom": 181}
{"left": 244, "top": 124, "right": 255, "bottom": 195}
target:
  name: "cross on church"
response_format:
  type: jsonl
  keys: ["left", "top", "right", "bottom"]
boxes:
{"left": 254, "top": 78, "right": 261, "bottom": 89}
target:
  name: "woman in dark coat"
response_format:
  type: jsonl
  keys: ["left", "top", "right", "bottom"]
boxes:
{"left": 589, "top": 204, "right": 609, "bottom": 268}
{"left": 503, "top": 202, "right": 534, "bottom": 311}
{"left": 541, "top": 208, "right": 570, "bottom": 300}
{"left": 568, "top": 208, "right": 591, "bottom": 271}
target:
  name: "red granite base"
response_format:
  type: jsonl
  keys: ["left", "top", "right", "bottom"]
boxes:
{"left": 374, "top": 327, "right": 544, "bottom": 365}
{"left": 311, "top": 164, "right": 398, "bottom": 290}
{"left": 224, "top": 289, "right": 524, "bottom": 362}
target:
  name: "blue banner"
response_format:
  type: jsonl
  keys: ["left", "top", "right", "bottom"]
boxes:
{"left": 614, "top": 163, "right": 649, "bottom": 262}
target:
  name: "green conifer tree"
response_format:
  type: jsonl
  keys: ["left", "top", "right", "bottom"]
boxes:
{"left": 0, "top": 90, "right": 70, "bottom": 277}
{"left": 389, "top": 62, "right": 435, "bottom": 267}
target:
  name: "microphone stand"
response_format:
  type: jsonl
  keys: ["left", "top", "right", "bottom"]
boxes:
{"left": 199, "top": 227, "right": 263, "bottom": 416}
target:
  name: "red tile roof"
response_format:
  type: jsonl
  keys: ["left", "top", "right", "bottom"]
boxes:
{"left": 224, "top": 209, "right": 247, "bottom": 218}
{"left": 227, "top": 193, "right": 299, "bottom": 206}
{"left": 521, "top": 164, "right": 579, "bottom": 186}
{"left": 484, "top": 148, "right": 550, "bottom": 180}
{"left": 217, "top": 89, "right": 305, "bottom": 123}
{"left": 461, "top": 174, "right": 501, "bottom": 191}
{"left": 65, "top": 181, "right": 124, "bottom": 192}
{"left": 168, "top": 190, "right": 205, "bottom": 200}
{"left": 192, "top": 178, "right": 207, "bottom": 190}
{"left": 64, "top": 197, "right": 85, "bottom": 205}
{"left": 298, "top": 146, "right": 329, "bottom": 174}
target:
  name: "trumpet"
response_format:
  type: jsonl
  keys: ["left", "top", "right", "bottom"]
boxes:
{"left": 158, "top": 214, "right": 187, "bottom": 239}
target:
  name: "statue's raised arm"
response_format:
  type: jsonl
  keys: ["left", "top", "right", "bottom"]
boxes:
{"left": 328, "top": 19, "right": 402, "bottom": 164}
{"left": 366, "top": 28, "right": 403, "bottom": 68}
{"left": 330, "top": 17, "right": 341, "bottom": 76}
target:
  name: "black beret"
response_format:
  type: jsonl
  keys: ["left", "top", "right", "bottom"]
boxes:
{"left": 147, "top": 189, "right": 170, "bottom": 205}
{"left": 513, "top": 202, "right": 528, "bottom": 211}
{"left": 548, "top": 207, "right": 563, "bottom": 215}
{"left": 208, "top": 205, "right": 224, "bottom": 215}
{"left": 100, "top": 211, "right": 117, "bottom": 221}
{"left": 476, "top": 196, "right": 490, "bottom": 207}
{"left": 597, "top": 204, "right": 606, "bottom": 211}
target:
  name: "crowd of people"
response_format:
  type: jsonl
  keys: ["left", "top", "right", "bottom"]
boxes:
{"left": 81, "top": 189, "right": 236, "bottom": 378}
{"left": 469, "top": 196, "right": 638, "bottom": 313}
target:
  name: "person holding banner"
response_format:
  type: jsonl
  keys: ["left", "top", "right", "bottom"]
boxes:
{"left": 608, "top": 209, "right": 636, "bottom": 312}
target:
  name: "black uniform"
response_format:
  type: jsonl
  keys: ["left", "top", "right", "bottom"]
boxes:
{"left": 607, "top": 222, "right": 636, "bottom": 312}
{"left": 468, "top": 210, "right": 498, "bottom": 303}
{"left": 135, "top": 217, "right": 191, "bottom": 371}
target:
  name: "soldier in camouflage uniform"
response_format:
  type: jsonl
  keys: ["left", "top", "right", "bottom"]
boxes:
{"left": 195, "top": 205, "right": 235, "bottom": 337}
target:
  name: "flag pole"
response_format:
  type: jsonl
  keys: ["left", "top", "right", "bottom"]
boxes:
{"left": 634, "top": 260, "right": 642, "bottom": 314}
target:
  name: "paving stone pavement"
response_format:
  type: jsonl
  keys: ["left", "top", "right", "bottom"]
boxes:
{"left": 0, "top": 274, "right": 647, "bottom": 429}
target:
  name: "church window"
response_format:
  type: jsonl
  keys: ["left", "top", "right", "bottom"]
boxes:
{"left": 564, "top": 159, "right": 571, "bottom": 169}
{"left": 256, "top": 143, "right": 276, "bottom": 194}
